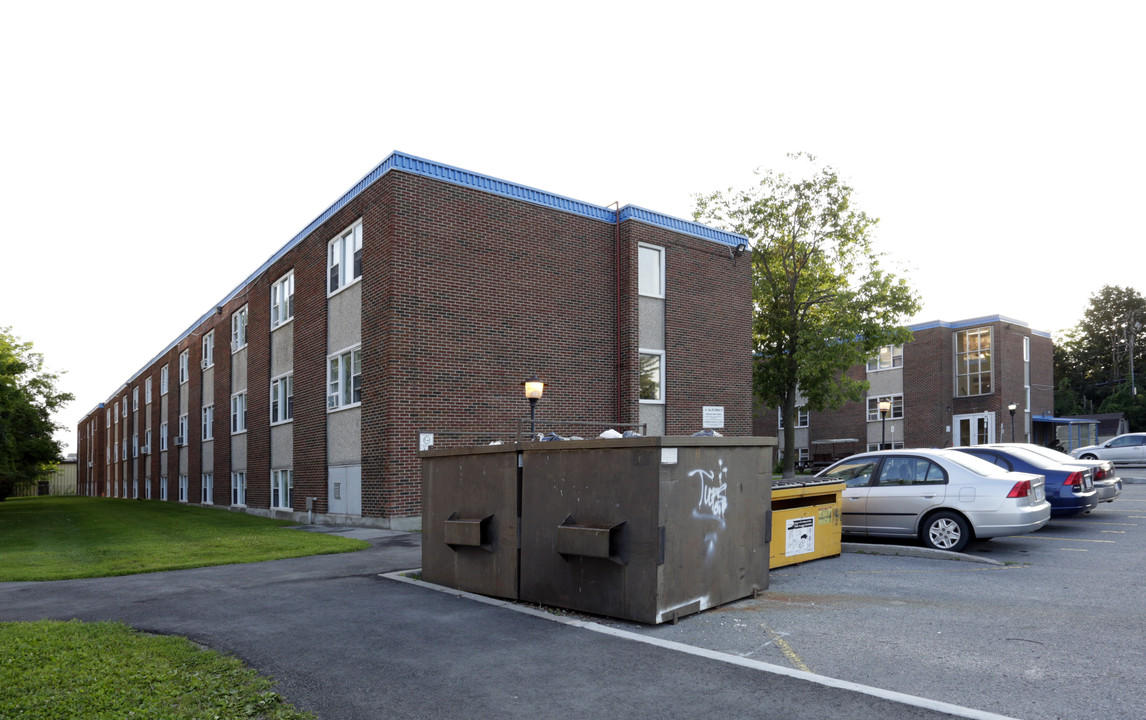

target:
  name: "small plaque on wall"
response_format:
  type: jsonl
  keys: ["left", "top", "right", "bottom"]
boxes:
{"left": 702, "top": 406, "right": 725, "bottom": 429}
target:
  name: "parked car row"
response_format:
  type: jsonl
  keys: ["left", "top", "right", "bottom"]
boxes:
{"left": 1070, "top": 432, "right": 1146, "bottom": 466}
{"left": 815, "top": 443, "right": 1124, "bottom": 553}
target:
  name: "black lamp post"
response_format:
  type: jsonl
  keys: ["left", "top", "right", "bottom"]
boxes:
{"left": 1008, "top": 403, "right": 1017, "bottom": 442}
{"left": 524, "top": 375, "right": 544, "bottom": 438}
{"left": 878, "top": 400, "right": 891, "bottom": 450}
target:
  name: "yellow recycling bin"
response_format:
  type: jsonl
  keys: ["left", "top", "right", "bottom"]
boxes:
{"left": 770, "top": 478, "right": 844, "bottom": 569}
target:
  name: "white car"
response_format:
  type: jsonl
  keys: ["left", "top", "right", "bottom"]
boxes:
{"left": 1070, "top": 433, "right": 1146, "bottom": 466}
{"left": 817, "top": 448, "right": 1051, "bottom": 552}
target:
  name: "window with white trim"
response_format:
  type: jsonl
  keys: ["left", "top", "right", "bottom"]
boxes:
{"left": 231, "top": 305, "right": 248, "bottom": 352}
{"left": 122, "top": 396, "right": 128, "bottom": 417}
{"left": 160, "top": 475, "right": 168, "bottom": 501}
{"left": 955, "top": 327, "right": 993, "bottom": 397}
{"left": 113, "top": 402, "right": 119, "bottom": 422}
{"left": 132, "top": 434, "right": 138, "bottom": 458}
{"left": 271, "top": 374, "right": 293, "bottom": 424}
{"left": 202, "top": 331, "right": 214, "bottom": 369}
{"left": 231, "top": 471, "right": 247, "bottom": 506}
{"left": 144, "top": 478, "right": 151, "bottom": 500}
{"left": 178, "top": 475, "right": 188, "bottom": 502}
{"left": 145, "top": 377, "right": 152, "bottom": 404}
{"left": 160, "top": 365, "right": 169, "bottom": 395}
{"left": 328, "top": 346, "right": 362, "bottom": 410}
{"left": 231, "top": 391, "right": 247, "bottom": 434}
{"left": 179, "top": 350, "right": 189, "bottom": 384}
{"left": 778, "top": 407, "right": 809, "bottom": 429}
{"left": 271, "top": 469, "right": 293, "bottom": 509}
{"left": 144, "top": 429, "right": 151, "bottom": 454}
{"left": 159, "top": 422, "right": 168, "bottom": 451}
{"left": 638, "top": 243, "right": 665, "bottom": 298}
{"left": 328, "top": 220, "right": 363, "bottom": 294}
{"left": 867, "top": 441, "right": 905, "bottom": 452}
{"left": 271, "top": 272, "right": 294, "bottom": 329}
{"left": 867, "top": 345, "right": 903, "bottom": 372}
{"left": 639, "top": 349, "right": 664, "bottom": 403}
{"left": 178, "top": 414, "right": 188, "bottom": 444}
{"left": 132, "top": 387, "right": 139, "bottom": 411}
{"left": 202, "top": 405, "right": 214, "bottom": 441}
{"left": 867, "top": 394, "right": 905, "bottom": 422}
{"left": 201, "top": 473, "right": 213, "bottom": 504}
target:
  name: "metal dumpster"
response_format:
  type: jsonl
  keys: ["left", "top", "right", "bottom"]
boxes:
{"left": 769, "top": 478, "right": 844, "bottom": 569}
{"left": 519, "top": 436, "right": 774, "bottom": 624}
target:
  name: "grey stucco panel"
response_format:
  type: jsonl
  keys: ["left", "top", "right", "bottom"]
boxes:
{"left": 327, "top": 407, "right": 361, "bottom": 466}
{"left": 202, "top": 367, "right": 214, "bottom": 405}
{"left": 328, "top": 282, "right": 362, "bottom": 354}
{"left": 271, "top": 423, "right": 293, "bottom": 469}
{"left": 231, "top": 347, "right": 247, "bottom": 393}
{"left": 231, "top": 433, "right": 247, "bottom": 473}
{"left": 639, "top": 296, "right": 665, "bottom": 350}
{"left": 271, "top": 323, "right": 293, "bottom": 377}
{"left": 201, "top": 440, "right": 213, "bottom": 474}
{"left": 179, "top": 446, "right": 188, "bottom": 476}
{"left": 640, "top": 404, "right": 666, "bottom": 437}
{"left": 867, "top": 368, "right": 903, "bottom": 396}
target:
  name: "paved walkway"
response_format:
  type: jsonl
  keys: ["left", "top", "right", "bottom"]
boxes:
{"left": 0, "top": 530, "right": 1011, "bottom": 720}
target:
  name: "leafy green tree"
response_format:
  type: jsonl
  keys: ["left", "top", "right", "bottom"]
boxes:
{"left": 694, "top": 154, "right": 920, "bottom": 477}
{"left": 0, "top": 328, "right": 73, "bottom": 500}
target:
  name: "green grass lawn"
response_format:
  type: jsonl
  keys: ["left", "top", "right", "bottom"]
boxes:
{"left": 0, "top": 495, "right": 370, "bottom": 582}
{"left": 0, "top": 620, "right": 315, "bottom": 719}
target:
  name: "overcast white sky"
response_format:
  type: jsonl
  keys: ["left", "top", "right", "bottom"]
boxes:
{"left": 2, "top": 1, "right": 1143, "bottom": 453}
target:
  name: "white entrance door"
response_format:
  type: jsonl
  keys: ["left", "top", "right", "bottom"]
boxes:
{"left": 953, "top": 412, "right": 995, "bottom": 447}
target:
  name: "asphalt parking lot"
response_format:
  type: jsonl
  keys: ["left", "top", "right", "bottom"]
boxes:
{"left": 591, "top": 471, "right": 1146, "bottom": 720}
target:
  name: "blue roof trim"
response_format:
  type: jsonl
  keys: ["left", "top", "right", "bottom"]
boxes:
{"left": 91, "top": 151, "right": 744, "bottom": 414}
{"left": 619, "top": 205, "right": 746, "bottom": 246}
{"left": 909, "top": 314, "right": 1051, "bottom": 338}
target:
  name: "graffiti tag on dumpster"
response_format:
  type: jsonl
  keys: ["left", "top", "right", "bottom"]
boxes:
{"left": 690, "top": 460, "right": 728, "bottom": 522}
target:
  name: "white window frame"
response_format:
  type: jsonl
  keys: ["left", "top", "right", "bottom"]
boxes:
{"left": 159, "top": 422, "right": 168, "bottom": 451}
{"left": 271, "top": 272, "right": 295, "bottom": 329}
{"left": 231, "top": 471, "right": 247, "bottom": 507}
{"left": 144, "top": 429, "right": 151, "bottom": 454}
{"left": 231, "top": 391, "right": 247, "bottom": 434}
{"left": 778, "top": 407, "right": 809, "bottom": 429}
{"left": 954, "top": 326, "right": 993, "bottom": 398}
{"left": 132, "top": 434, "right": 138, "bottom": 458}
{"left": 160, "top": 475, "right": 168, "bottom": 501}
{"left": 113, "top": 402, "right": 119, "bottom": 422}
{"left": 271, "top": 469, "right": 293, "bottom": 510}
{"left": 178, "top": 413, "right": 188, "bottom": 444}
{"left": 145, "top": 377, "right": 152, "bottom": 404}
{"left": 179, "top": 350, "right": 189, "bottom": 385}
{"left": 867, "top": 441, "right": 905, "bottom": 452}
{"left": 201, "top": 473, "right": 213, "bottom": 505}
{"left": 638, "top": 242, "right": 665, "bottom": 299}
{"left": 271, "top": 373, "right": 294, "bottom": 424}
{"left": 144, "top": 478, "right": 151, "bottom": 500}
{"left": 132, "top": 387, "right": 139, "bottom": 411}
{"left": 638, "top": 348, "right": 665, "bottom": 404}
{"left": 122, "top": 396, "right": 128, "bottom": 417}
{"left": 867, "top": 394, "right": 905, "bottom": 422}
{"left": 327, "top": 346, "right": 362, "bottom": 411}
{"left": 160, "top": 365, "right": 169, "bottom": 395}
{"left": 202, "top": 405, "right": 214, "bottom": 441}
{"left": 867, "top": 345, "right": 904, "bottom": 372}
{"left": 231, "top": 305, "right": 248, "bottom": 352}
{"left": 328, "top": 220, "right": 363, "bottom": 295}
{"left": 178, "top": 475, "right": 188, "bottom": 502}
{"left": 202, "top": 331, "right": 214, "bottom": 369}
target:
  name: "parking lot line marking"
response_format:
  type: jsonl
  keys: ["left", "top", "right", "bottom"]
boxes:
{"left": 1053, "top": 520, "right": 1137, "bottom": 526}
{"left": 1061, "top": 548, "right": 1089, "bottom": 552}
{"left": 762, "top": 624, "right": 811, "bottom": 673}
{"left": 1026, "top": 536, "right": 1115, "bottom": 543}
{"left": 1100, "top": 530, "right": 1127, "bottom": 534}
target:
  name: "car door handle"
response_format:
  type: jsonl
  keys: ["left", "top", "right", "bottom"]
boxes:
{"left": 921, "top": 494, "right": 937, "bottom": 498}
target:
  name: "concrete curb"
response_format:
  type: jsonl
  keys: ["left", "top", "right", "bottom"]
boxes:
{"left": 842, "top": 542, "right": 1004, "bottom": 565}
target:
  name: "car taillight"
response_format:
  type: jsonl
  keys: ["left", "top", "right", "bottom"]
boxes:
{"left": 1064, "top": 471, "right": 1084, "bottom": 487}
{"left": 1007, "top": 480, "right": 1032, "bottom": 498}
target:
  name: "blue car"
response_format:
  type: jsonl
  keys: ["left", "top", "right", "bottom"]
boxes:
{"left": 952, "top": 445, "right": 1099, "bottom": 517}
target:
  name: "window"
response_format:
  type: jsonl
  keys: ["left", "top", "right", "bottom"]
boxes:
{"left": 271, "top": 469, "right": 293, "bottom": 509}
{"left": 160, "top": 365, "right": 169, "bottom": 395}
{"left": 778, "top": 407, "right": 809, "bottom": 429}
{"left": 144, "top": 429, "right": 151, "bottom": 453}
{"left": 271, "top": 272, "right": 294, "bottom": 329}
{"left": 201, "top": 474, "right": 213, "bottom": 504}
{"left": 231, "top": 392, "right": 247, "bottom": 434}
{"left": 231, "top": 306, "right": 248, "bottom": 352}
{"left": 122, "top": 438, "right": 128, "bottom": 459}
{"left": 955, "top": 327, "right": 993, "bottom": 397}
{"left": 106, "top": 408, "right": 111, "bottom": 426}
{"left": 271, "top": 374, "right": 293, "bottom": 424}
{"left": 178, "top": 413, "right": 188, "bottom": 444}
{"left": 202, "top": 405, "right": 214, "bottom": 441}
{"left": 866, "top": 441, "right": 905, "bottom": 452}
{"left": 132, "top": 387, "right": 139, "bottom": 411}
{"left": 132, "top": 434, "right": 138, "bottom": 458}
{"left": 179, "top": 350, "right": 189, "bottom": 384}
{"left": 328, "top": 220, "right": 363, "bottom": 294}
{"left": 159, "top": 422, "right": 168, "bottom": 451}
{"left": 160, "top": 475, "right": 168, "bottom": 501}
{"left": 178, "top": 475, "right": 188, "bottom": 502}
{"left": 867, "top": 395, "right": 904, "bottom": 422}
{"left": 113, "top": 402, "right": 119, "bottom": 422}
{"left": 231, "top": 472, "right": 247, "bottom": 506}
{"left": 638, "top": 243, "right": 665, "bottom": 298}
{"left": 875, "top": 457, "right": 945, "bottom": 486}
{"left": 328, "top": 347, "right": 362, "bottom": 410}
{"left": 639, "top": 349, "right": 664, "bottom": 403}
{"left": 867, "top": 345, "right": 903, "bottom": 372}
{"left": 145, "top": 377, "right": 152, "bottom": 404}
{"left": 122, "top": 396, "right": 128, "bottom": 417}
{"left": 202, "top": 331, "right": 214, "bottom": 369}
{"left": 144, "top": 479, "right": 151, "bottom": 500}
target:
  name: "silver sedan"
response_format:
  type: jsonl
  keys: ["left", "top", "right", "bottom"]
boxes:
{"left": 1070, "top": 432, "right": 1146, "bottom": 466}
{"left": 817, "top": 448, "right": 1051, "bottom": 552}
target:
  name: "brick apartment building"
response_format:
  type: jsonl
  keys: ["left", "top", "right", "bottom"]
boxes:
{"left": 755, "top": 315, "right": 1055, "bottom": 464}
{"left": 76, "top": 152, "right": 753, "bottom": 528}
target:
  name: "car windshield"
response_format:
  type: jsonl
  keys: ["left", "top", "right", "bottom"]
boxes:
{"left": 944, "top": 451, "right": 1008, "bottom": 477}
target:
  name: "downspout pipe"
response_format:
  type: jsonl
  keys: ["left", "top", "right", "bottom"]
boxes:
{"left": 611, "top": 202, "right": 623, "bottom": 425}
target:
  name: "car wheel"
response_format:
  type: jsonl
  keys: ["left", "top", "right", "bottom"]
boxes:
{"left": 921, "top": 511, "right": 971, "bottom": 552}
{"left": 1080, "top": 453, "right": 1097, "bottom": 460}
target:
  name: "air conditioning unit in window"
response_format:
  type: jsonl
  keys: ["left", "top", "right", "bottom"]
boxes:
{"left": 175, "top": 435, "right": 186, "bottom": 447}
{"left": 200, "top": 358, "right": 210, "bottom": 370}
{"left": 141, "top": 445, "right": 150, "bottom": 455}
{"left": 231, "top": 340, "right": 240, "bottom": 352}
{"left": 87, "top": 461, "right": 93, "bottom": 468}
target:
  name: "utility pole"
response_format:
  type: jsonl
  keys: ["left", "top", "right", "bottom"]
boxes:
{"left": 1130, "top": 310, "right": 1140, "bottom": 397}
